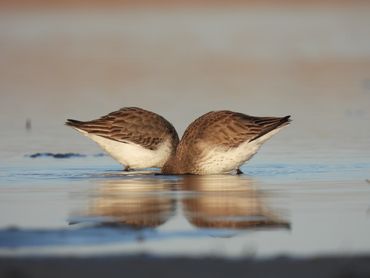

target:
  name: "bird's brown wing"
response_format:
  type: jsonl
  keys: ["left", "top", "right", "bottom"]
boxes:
{"left": 66, "top": 107, "right": 178, "bottom": 150}
{"left": 178, "top": 110, "right": 290, "bottom": 154}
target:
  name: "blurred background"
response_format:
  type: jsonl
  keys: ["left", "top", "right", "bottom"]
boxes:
{"left": 1, "top": 0, "right": 370, "bottom": 158}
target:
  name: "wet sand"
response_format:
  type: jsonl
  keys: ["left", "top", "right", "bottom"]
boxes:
{"left": 1, "top": 255, "right": 370, "bottom": 278}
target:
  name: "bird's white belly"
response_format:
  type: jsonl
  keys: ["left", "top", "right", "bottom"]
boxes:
{"left": 198, "top": 126, "right": 286, "bottom": 174}
{"left": 75, "top": 128, "right": 171, "bottom": 169}
{"left": 198, "top": 141, "right": 259, "bottom": 174}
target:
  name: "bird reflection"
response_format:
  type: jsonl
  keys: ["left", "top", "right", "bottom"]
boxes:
{"left": 73, "top": 173, "right": 289, "bottom": 232}
{"left": 180, "top": 175, "right": 290, "bottom": 230}
{"left": 78, "top": 177, "right": 176, "bottom": 229}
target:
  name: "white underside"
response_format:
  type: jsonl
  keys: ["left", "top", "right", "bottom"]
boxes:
{"left": 74, "top": 128, "right": 172, "bottom": 169}
{"left": 197, "top": 126, "right": 287, "bottom": 174}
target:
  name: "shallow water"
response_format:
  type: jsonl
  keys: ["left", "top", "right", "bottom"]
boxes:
{"left": 0, "top": 148, "right": 370, "bottom": 258}
{"left": 1, "top": 6, "right": 370, "bottom": 258}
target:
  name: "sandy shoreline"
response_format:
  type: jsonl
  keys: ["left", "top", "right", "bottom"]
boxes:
{"left": 1, "top": 0, "right": 369, "bottom": 10}
{"left": 1, "top": 255, "right": 370, "bottom": 278}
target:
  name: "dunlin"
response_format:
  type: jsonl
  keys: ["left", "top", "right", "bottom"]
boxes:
{"left": 66, "top": 107, "right": 179, "bottom": 171}
{"left": 162, "top": 111, "right": 291, "bottom": 175}
{"left": 67, "top": 108, "right": 290, "bottom": 174}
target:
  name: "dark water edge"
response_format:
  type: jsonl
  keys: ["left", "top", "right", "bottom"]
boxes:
{"left": 1, "top": 255, "right": 370, "bottom": 278}
{"left": 25, "top": 153, "right": 106, "bottom": 158}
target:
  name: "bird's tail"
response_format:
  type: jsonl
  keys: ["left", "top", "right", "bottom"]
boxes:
{"left": 250, "top": 115, "right": 291, "bottom": 142}
{"left": 65, "top": 119, "right": 84, "bottom": 128}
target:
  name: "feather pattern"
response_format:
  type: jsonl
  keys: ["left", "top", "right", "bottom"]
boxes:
{"left": 162, "top": 111, "right": 291, "bottom": 174}
{"left": 66, "top": 107, "right": 178, "bottom": 151}
{"left": 66, "top": 107, "right": 179, "bottom": 170}
{"left": 66, "top": 108, "right": 291, "bottom": 174}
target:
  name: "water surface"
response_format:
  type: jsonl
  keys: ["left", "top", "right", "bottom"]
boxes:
{"left": 1, "top": 149, "right": 369, "bottom": 258}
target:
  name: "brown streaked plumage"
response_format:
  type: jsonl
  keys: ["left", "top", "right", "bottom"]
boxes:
{"left": 162, "top": 111, "right": 291, "bottom": 175}
{"left": 66, "top": 107, "right": 179, "bottom": 170}
{"left": 66, "top": 108, "right": 291, "bottom": 175}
